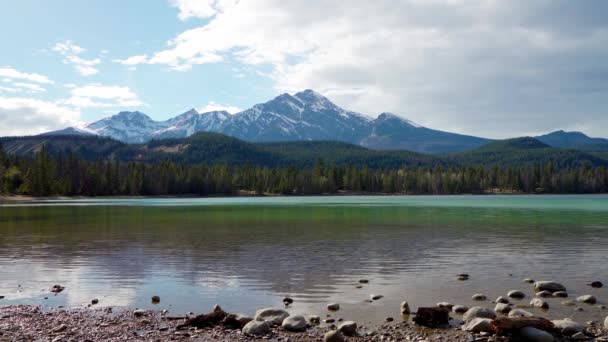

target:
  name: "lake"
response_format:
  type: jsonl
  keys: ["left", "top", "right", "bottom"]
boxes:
{"left": 1, "top": 195, "right": 607, "bottom": 327}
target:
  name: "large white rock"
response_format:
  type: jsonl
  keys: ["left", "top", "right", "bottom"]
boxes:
{"left": 519, "top": 327, "right": 554, "bottom": 342}
{"left": 461, "top": 318, "right": 494, "bottom": 333}
{"left": 495, "top": 303, "right": 511, "bottom": 314}
{"left": 242, "top": 320, "right": 270, "bottom": 336}
{"left": 282, "top": 315, "right": 307, "bottom": 332}
{"left": 254, "top": 308, "right": 289, "bottom": 326}
{"left": 604, "top": 315, "right": 608, "bottom": 329}
{"left": 530, "top": 298, "right": 549, "bottom": 309}
{"left": 400, "top": 301, "right": 411, "bottom": 314}
{"left": 534, "top": 281, "right": 566, "bottom": 293}
{"left": 463, "top": 306, "right": 496, "bottom": 322}
{"left": 576, "top": 295, "right": 597, "bottom": 304}
{"left": 324, "top": 330, "right": 345, "bottom": 342}
{"left": 551, "top": 319, "right": 584, "bottom": 336}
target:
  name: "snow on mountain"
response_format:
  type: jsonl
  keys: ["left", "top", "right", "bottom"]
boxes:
{"left": 45, "top": 89, "right": 492, "bottom": 153}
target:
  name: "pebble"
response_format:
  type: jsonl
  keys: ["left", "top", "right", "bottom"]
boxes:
{"left": 401, "top": 301, "right": 411, "bottom": 315}
{"left": 452, "top": 305, "right": 468, "bottom": 314}
{"left": 359, "top": 279, "right": 369, "bottom": 284}
{"left": 494, "top": 303, "right": 511, "bottom": 314}
{"left": 254, "top": 308, "right": 289, "bottom": 326}
{"left": 507, "top": 290, "right": 525, "bottom": 299}
{"left": 472, "top": 294, "right": 487, "bottom": 301}
{"left": 461, "top": 318, "right": 494, "bottom": 333}
{"left": 536, "top": 290, "right": 553, "bottom": 298}
{"left": 242, "top": 320, "right": 270, "bottom": 336}
{"left": 590, "top": 281, "right": 603, "bottom": 288}
{"left": 530, "top": 298, "right": 549, "bottom": 309}
{"left": 282, "top": 297, "right": 293, "bottom": 306}
{"left": 371, "top": 294, "right": 384, "bottom": 301}
{"left": 337, "top": 321, "right": 357, "bottom": 336}
{"left": 495, "top": 296, "right": 510, "bottom": 304}
{"left": 576, "top": 295, "right": 597, "bottom": 304}
{"left": 151, "top": 296, "right": 160, "bottom": 304}
{"left": 552, "top": 319, "right": 584, "bottom": 335}
{"left": 281, "top": 315, "right": 307, "bottom": 332}
{"left": 327, "top": 303, "right": 340, "bottom": 311}
{"left": 575, "top": 307, "right": 584, "bottom": 312}
{"left": 457, "top": 274, "right": 469, "bottom": 281}
{"left": 463, "top": 307, "right": 496, "bottom": 322}
{"left": 308, "top": 315, "right": 321, "bottom": 325}
{"left": 385, "top": 317, "right": 394, "bottom": 322}
{"left": 553, "top": 291, "right": 568, "bottom": 298}
{"left": 524, "top": 278, "right": 535, "bottom": 283}
{"left": 508, "top": 309, "right": 534, "bottom": 317}
{"left": 133, "top": 309, "right": 146, "bottom": 317}
{"left": 91, "top": 299, "right": 99, "bottom": 305}
{"left": 324, "top": 330, "right": 345, "bottom": 342}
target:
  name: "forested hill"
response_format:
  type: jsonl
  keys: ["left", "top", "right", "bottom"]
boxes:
{"left": 2, "top": 133, "right": 607, "bottom": 169}
{"left": 1, "top": 134, "right": 607, "bottom": 196}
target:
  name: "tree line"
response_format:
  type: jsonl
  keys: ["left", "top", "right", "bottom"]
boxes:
{"left": 1, "top": 144, "right": 607, "bottom": 196}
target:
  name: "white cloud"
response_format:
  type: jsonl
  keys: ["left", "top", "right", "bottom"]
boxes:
{"left": 0, "top": 97, "right": 80, "bottom": 136}
{"left": 11, "top": 82, "right": 46, "bottom": 93}
{"left": 52, "top": 40, "right": 101, "bottom": 76}
{"left": 198, "top": 101, "right": 241, "bottom": 114}
{"left": 61, "top": 84, "right": 144, "bottom": 108}
{"left": 0, "top": 67, "right": 53, "bottom": 84}
{"left": 121, "top": 0, "right": 608, "bottom": 138}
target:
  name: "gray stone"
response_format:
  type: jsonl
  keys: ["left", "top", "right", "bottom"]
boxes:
{"left": 472, "top": 293, "right": 487, "bottom": 301}
{"left": 324, "top": 330, "right": 345, "bottom": 342}
{"left": 530, "top": 298, "right": 549, "bottom": 309}
{"left": 242, "top": 320, "right": 270, "bottom": 336}
{"left": 254, "top": 308, "right": 289, "bottom": 326}
{"left": 401, "top": 301, "right": 410, "bottom": 314}
{"left": 461, "top": 318, "right": 494, "bottom": 333}
{"left": 308, "top": 315, "right": 321, "bottom": 325}
{"left": 327, "top": 303, "right": 340, "bottom": 311}
{"left": 534, "top": 281, "right": 566, "bottom": 293}
{"left": 507, "top": 290, "right": 525, "bottom": 299}
{"left": 576, "top": 295, "right": 597, "bottom": 304}
{"left": 536, "top": 291, "right": 553, "bottom": 298}
{"left": 552, "top": 291, "right": 568, "bottom": 298}
{"left": 452, "top": 305, "right": 469, "bottom": 314}
{"left": 494, "top": 303, "right": 511, "bottom": 314}
{"left": 508, "top": 309, "right": 534, "bottom": 318}
{"left": 551, "top": 319, "right": 584, "bottom": 336}
{"left": 282, "top": 315, "right": 307, "bottom": 332}
{"left": 337, "top": 321, "right": 357, "bottom": 336}
{"left": 524, "top": 278, "right": 535, "bottom": 283}
{"left": 370, "top": 294, "right": 383, "bottom": 301}
{"left": 520, "top": 327, "right": 554, "bottom": 342}
{"left": 463, "top": 306, "right": 496, "bottom": 322}
{"left": 604, "top": 315, "right": 608, "bottom": 329}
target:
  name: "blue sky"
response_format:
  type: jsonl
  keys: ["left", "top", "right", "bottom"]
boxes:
{"left": 1, "top": 1, "right": 607, "bottom": 138}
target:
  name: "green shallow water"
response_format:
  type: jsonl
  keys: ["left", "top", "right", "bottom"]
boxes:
{"left": 1, "top": 195, "right": 607, "bottom": 326}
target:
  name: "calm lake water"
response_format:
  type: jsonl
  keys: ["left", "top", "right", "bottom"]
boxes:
{"left": 1, "top": 195, "right": 607, "bottom": 326}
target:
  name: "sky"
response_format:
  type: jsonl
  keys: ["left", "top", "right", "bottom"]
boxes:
{"left": 0, "top": 0, "right": 607, "bottom": 138}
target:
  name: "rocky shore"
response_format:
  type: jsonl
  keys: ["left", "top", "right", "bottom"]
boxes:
{"left": 1, "top": 279, "right": 608, "bottom": 341}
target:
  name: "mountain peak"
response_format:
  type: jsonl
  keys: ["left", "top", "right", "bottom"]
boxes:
{"left": 376, "top": 112, "right": 421, "bottom": 128}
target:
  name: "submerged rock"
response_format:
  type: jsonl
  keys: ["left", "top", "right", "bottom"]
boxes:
{"left": 520, "top": 326, "right": 554, "bottom": 342}
{"left": 534, "top": 281, "right": 566, "bottom": 293}
{"left": 327, "top": 303, "right": 340, "bottom": 311}
{"left": 457, "top": 274, "right": 469, "bottom": 281}
{"left": 282, "top": 297, "right": 294, "bottom": 306}
{"left": 308, "top": 315, "right": 321, "bottom": 325}
{"left": 91, "top": 299, "right": 99, "bottom": 305}
{"left": 436, "top": 302, "right": 453, "bottom": 310}
{"left": 590, "top": 281, "right": 603, "bottom": 288}
{"left": 553, "top": 291, "right": 568, "bottom": 298}
{"left": 462, "top": 318, "right": 494, "bottom": 333}
{"left": 254, "top": 308, "right": 289, "bottom": 326}
{"left": 576, "top": 295, "right": 597, "bottom": 304}
{"left": 536, "top": 290, "right": 553, "bottom": 298}
{"left": 472, "top": 293, "right": 487, "bottom": 301}
{"left": 242, "top": 320, "right": 270, "bottom": 336}
{"left": 496, "top": 296, "right": 510, "bottom": 304}
{"left": 50, "top": 285, "right": 65, "bottom": 293}
{"left": 151, "top": 296, "right": 160, "bottom": 304}
{"left": 338, "top": 321, "right": 357, "bottom": 336}
{"left": 370, "top": 294, "right": 383, "bottom": 301}
{"left": 508, "top": 290, "right": 526, "bottom": 299}
{"left": 282, "top": 315, "right": 307, "bottom": 332}
{"left": 324, "top": 330, "right": 345, "bottom": 342}
{"left": 463, "top": 306, "right": 496, "bottom": 322}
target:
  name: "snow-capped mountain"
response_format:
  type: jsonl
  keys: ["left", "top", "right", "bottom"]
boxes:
{"left": 44, "top": 89, "right": 491, "bottom": 153}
